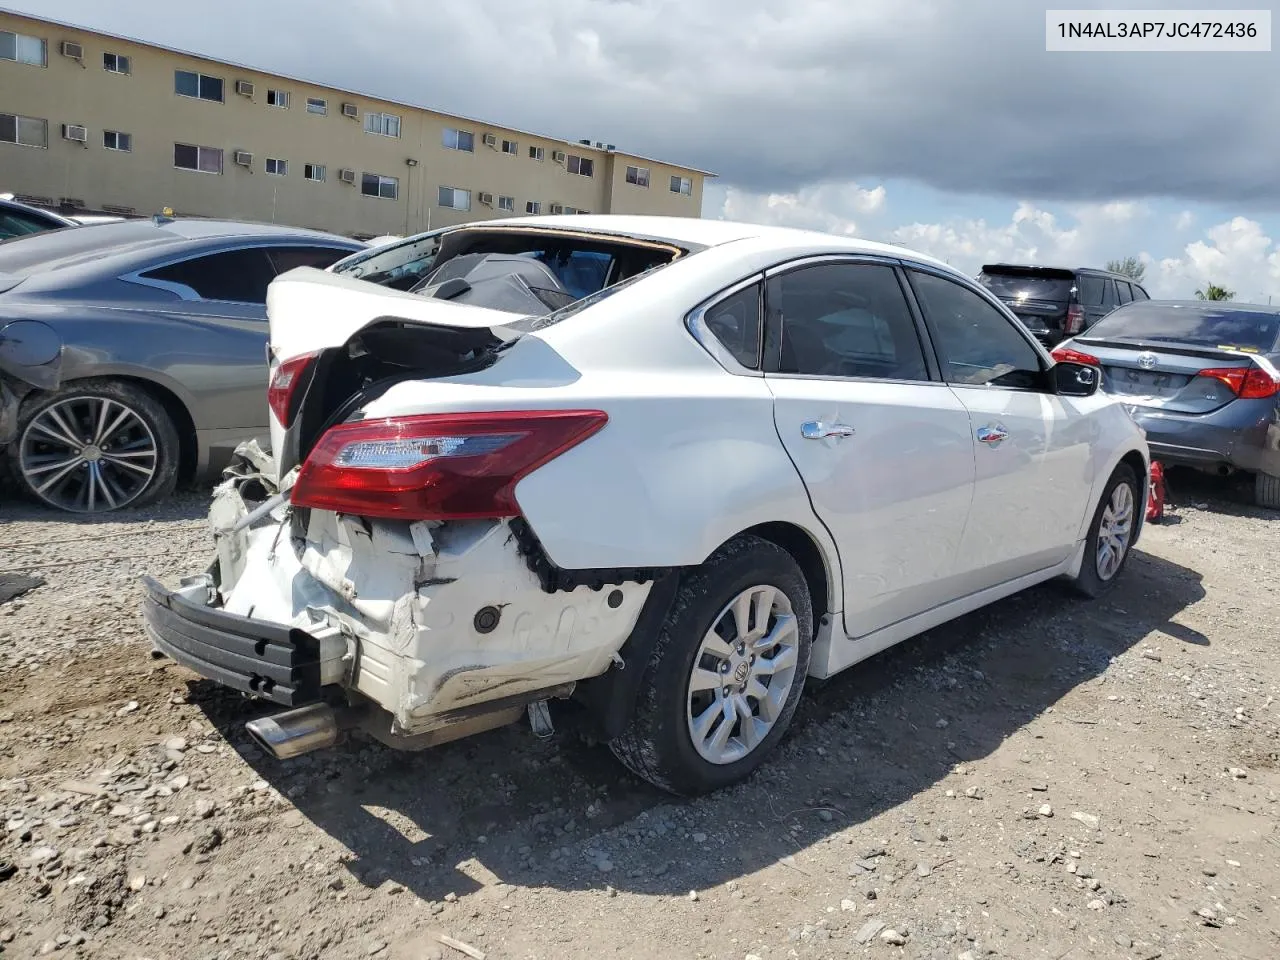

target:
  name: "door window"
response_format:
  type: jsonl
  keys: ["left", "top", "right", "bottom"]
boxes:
{"left": 1100, "top": 278, "right": 1118, "bottom": 310}
{"left": 1078, "top": 275, "right": 1106, "bottom": 307}
{"left": 907, "top": 270, "right": 1043, "bottom": 388}
{"left": 139, "top": 248, "right": 277, "bottom": 303}
{"left": 768, "top": 262, "right": 929, "bottom": 381}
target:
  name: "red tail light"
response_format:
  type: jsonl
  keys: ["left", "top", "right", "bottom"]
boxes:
{"left": 268, "top": 351, "right": 318, "bottom": 427}
{"left": 1199, "top": 365, "right": 1280, "bottom": 399}
{"left": 290, "top": 410, "right": 609, "bottom": 520}
{"left": 1051, "top": 346, "right": 1100, "bottom": 366}
{"left": 1064, "top": 304, "right": 1086, "bottom": 335}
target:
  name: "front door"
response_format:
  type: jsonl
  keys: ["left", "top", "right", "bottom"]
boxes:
{"left": 763, "top": 259, "right": 976, "bottom": 639}
{"left": 904, "top": 267, "right": 1095, "bottom": 593}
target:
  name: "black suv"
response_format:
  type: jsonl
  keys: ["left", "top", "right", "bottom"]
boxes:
{"left": 977, "top": 264, "right": 1151, "bottom": 347}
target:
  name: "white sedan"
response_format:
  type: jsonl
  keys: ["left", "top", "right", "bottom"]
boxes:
{"left": 141, "top": 215, "right": 1148, "bottom": 796}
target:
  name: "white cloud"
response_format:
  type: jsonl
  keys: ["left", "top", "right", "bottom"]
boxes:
{"left": 715, "top": 185, "right": 1280, "bottom": 301}
{"left": 1174, "top": 210, "right": 1196, "bottom": 232}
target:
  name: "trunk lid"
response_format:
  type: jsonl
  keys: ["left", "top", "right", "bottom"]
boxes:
{"left": 1071, "top": 337, "right": 1261, "bottom": 414}
{"left": 265, "top": 267, "right": 525, "bottom": 479}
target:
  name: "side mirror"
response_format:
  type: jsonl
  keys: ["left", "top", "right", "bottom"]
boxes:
{"left": 1053, "top": 361, "right": 1099, "bottom": 397}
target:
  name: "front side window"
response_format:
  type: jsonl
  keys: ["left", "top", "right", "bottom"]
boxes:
{"left": 103, "top": 130, "right": 132, "bottom": 152}
{"left": 364, "top": 112, "right": 400, "bottom": 138}
{"left": 139, "top": 248, "right": 276, "bottom": 303}
{"left": 908, "top": 269, "right": 1042, "bottom": 387}
{"left": 103, "top": 52, "right": 130, "bottom": 74}
{"left": 0, "top": 30, "right": 46, "bottom": 66}
{"left": 442, "top": 127, "right": 474, "bottom": 152}
{"left": 438, "top": 186, "right": 471, "bottom": 211}
{"left": 175, "top": 70, "right": 224, "bottom": 102}
{"left": 1131, "top": 284, "right": 1150, "bottom": 301}
{"left": 703, "top": 283, "right": 762, "bottom": 369}
{"left": 566, "top": 154, "right": 594, "bottom": 177}
{"left": 1116, "top": 280, "right": 1134, "bottom": 304}
{"left": 361, "top": 173, "right": 399, "bottom": 199}
{"left": 0, "top": 114, "right": 49, "bottom": 148}
{"left": 770, "top": 263, "right": 929, "bottom": 381}
{"left": 173, "top": 142, "right": 223, "bottom": 174}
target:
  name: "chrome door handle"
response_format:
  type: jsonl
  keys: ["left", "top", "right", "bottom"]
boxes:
{"left": 976, "top": 424, "right": 1008, "bottom": 447}
{"left": 801, "top": 420, "right": 855, "bottom": 440}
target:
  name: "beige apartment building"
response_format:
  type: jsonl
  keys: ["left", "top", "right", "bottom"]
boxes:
{"left": 0, "top": 10, "right": 712, "bottom": 238}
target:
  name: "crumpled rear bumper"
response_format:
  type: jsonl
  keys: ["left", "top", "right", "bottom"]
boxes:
{"left": 141, "top": 575, "right": 325, "bottom": 707}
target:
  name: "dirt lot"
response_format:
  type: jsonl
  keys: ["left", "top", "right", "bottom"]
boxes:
{"left": 1, "top": 474, "right": 1277, "bottom": 960}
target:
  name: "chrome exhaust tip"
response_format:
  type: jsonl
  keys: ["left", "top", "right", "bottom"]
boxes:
{"left": 245, "top": 703, "right": 341, "bottom": 760}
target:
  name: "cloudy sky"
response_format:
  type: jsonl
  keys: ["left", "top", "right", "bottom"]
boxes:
{"left": 15, "top": 0, "right": 1280, "bottom": 300}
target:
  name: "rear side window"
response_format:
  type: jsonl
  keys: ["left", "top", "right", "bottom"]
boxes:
{"left": 1078, "top": 276, "right": 1106, "bottom": 306}
{"left": 265, "top": 246, "right": 350, "bottom": 275}
{"left": 703, "top": 283, "right": 762, "bottom": 369}
{"left": 140, "top": 248, "right": 277, "bottom": 303}
{"left": 1116, "top": 281, "right": 1134, "bottom": 304}
{"left": 769, "top": 262, "right": 929, "bottom": 381}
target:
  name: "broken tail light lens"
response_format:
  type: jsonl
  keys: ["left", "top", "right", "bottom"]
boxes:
{"left": 1198, "top": 365, "right": 1280, "bottom": 399}
{"left": 290, "top": 409, "right": 609, "bottom": 520}
{"left": 267, "top": 351, "right": 319, "bottom": 427}
{"left": 1050, "top": 346, "right": 1100, "bottom": 366}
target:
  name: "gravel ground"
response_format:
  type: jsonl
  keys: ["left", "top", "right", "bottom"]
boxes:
{"left": 1, "top": 472, "right": 1277, "bottom": 960}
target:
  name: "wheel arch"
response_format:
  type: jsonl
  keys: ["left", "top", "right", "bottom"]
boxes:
{"left": 731, "top": 520, "right": 833, "bottom": 631}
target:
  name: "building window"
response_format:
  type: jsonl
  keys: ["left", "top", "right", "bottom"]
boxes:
{"left": 0, "top": 114, "right": 48, "bottom": 148}
{"left": 625, "top": 165, "right": 650, "bottom": 188}
{"left": 497, "top": 195, "right": 515, "bottom": 212}
{"left": 0, "top": 30, "right": 46, "bottom": 66}
{"left": 174, "top": 142, "right": 223, "bottom": 174}
{"left": 304, "top": 163, "right": 326, "bottom": 182}
{"left": 566, "top": 155, "right": 594, "bottom": 178}
{"left": 526, "top": 201, "right": 541, "bottom": 215}
{"left": 103, "top": 52, "right": 130, "bottom": 74}
{"left": 670, "top": 175, "right": 693, "bottom": 195}
{"left": 265, "top": 157, "right": 287, "bottom": 176}
{"left": 363, "top": 112, "right": 400, "bottom": 137}
{"left": 361, "top": 173, "right": 398, "bottom": 200}
{"left": 501, "top": 139, "right": 518, "bottom": 156}
{"left": 438, "top": 186, "right": 471, "bottom": 211}
{"left": 442, "top": 128, "right": 474, "bottom": 152}
{"left": 528, "top": 146, "right": 545, "bottom": 162}
{"left": 103, "top": 130, "right": 132, "bottom": 152}
{"left": 306, "top": 97, "right": 327, "bottom": 115}
{"left": 266, "top": 89, "right": 289, "bottom": 108}
{"left": 175, "top": 70, "right": 224, "bottom": 103}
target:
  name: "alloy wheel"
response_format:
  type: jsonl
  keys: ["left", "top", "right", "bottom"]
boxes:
{"left": 1095, "top": 480, "right": 1134, "bottom": 581}
{"left": 18, "top": 396, "right": 159, "bottom": 513}
{"left": 685, "top": 584, "right": 800, "bottom": 765}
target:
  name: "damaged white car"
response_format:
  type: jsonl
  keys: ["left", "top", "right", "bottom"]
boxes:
{"left": 142, "top": 215, "right": 1149, "bottom": 796}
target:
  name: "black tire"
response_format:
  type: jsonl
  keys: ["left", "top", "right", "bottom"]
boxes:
{"left": 1254, "top": 471, "right": 1280, "bottom": 510}
{"left": 609, "top": 534, "right": 814, "bottom": 796}
{"left": 1071, "top": 463, "right": 1140, "bottom": 599}
{"left": 7, "top": 379, "right": 181, "bottom": 514}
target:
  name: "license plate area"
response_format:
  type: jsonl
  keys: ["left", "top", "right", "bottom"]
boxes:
{"left": 1104, "top": 367, "right": 1187, "bottom": 399}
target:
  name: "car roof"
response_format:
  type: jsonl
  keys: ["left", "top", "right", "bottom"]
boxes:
{"left": 455, "top": 214, "right": 953, "bottom": 269}
{"left": 980, "top": 262, "right": 1145, "bottom": 283}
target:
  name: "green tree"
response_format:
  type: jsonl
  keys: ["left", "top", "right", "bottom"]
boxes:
{"left": 1194, "top": 284, "right": 1235, "bottom": 301}
{"left": 1105, "top": 256, "right": 1146, "bottom": 283}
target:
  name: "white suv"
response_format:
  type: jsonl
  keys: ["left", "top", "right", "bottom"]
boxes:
{"left": 142, "top": 215, "right": 1148, "bottom": 796}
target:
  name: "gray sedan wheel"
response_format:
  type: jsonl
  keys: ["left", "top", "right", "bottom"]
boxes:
{"left": 10, "top": 380, "right": 180, "bottom": 513}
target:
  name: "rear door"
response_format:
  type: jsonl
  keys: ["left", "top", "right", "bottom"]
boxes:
{"left": 763, "top": 257, "right": 975, "bottom": 638}
{"left": 906, "top": 267, "right": 1096, "bottom": 591}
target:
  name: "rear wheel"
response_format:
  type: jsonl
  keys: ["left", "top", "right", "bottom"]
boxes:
{"left": 8, "top": 379, "right": 180, "bottom": 514}
{"left": 609, "top": 535, "right": 813, "bottom": 796}
{"left": 1071, "top": 464, "right": 1139, "bottom": 599}
{"left": 1254, "top": 471, "right": 1280, "bottom": 510}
